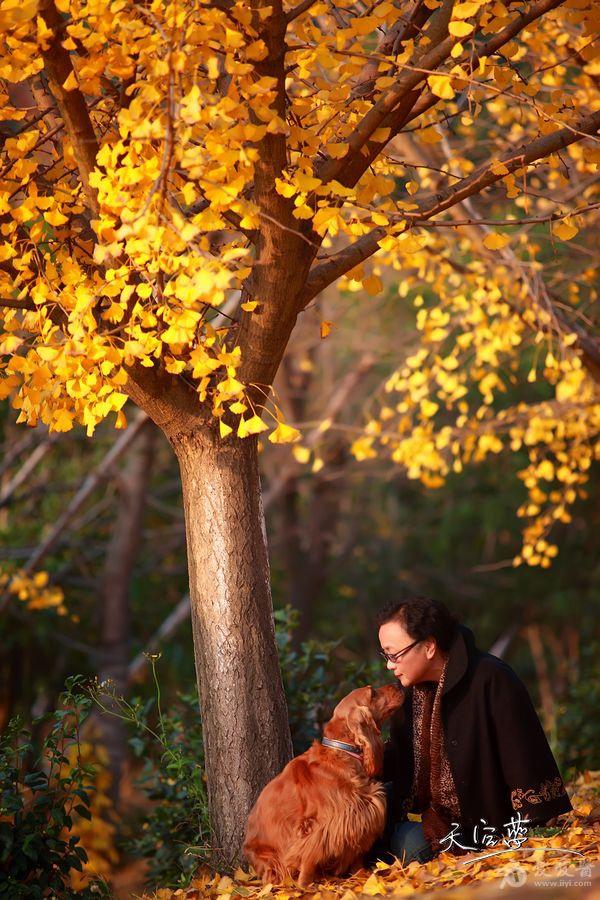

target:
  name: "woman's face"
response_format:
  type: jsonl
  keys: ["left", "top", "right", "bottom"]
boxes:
{"left": 378, "top": 620, "right": 436, "bottom": 687}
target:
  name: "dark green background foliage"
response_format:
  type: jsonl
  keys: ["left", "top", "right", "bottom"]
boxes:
{"left": 0, "top": 677, "right": 106, "bottom": 898}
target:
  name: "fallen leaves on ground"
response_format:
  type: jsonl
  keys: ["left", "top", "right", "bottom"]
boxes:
{"left": 148, "top": 771, "right": 600, "bottom": 899}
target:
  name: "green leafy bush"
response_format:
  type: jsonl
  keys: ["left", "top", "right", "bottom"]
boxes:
{"left": 0, "top": 676, "right": 107, "bottom": 898}
{"left": 89, "top": 658, "right": 210, "bottom": 890}
{"left": 275, "top": 606, "right": 383, "bottom": 754}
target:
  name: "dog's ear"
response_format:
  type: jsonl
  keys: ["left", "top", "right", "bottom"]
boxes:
{"left": 333, "top": 685, "right": 373, "bottom": 720}
{"left": 347, "top": 705, "right": 383, "bottom": 777}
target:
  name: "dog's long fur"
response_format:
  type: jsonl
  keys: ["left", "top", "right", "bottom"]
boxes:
{"left": 243, "top": 684, "right": 405, "bottom": 887}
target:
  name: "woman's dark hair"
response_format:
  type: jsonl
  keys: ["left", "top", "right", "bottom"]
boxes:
{"left": 376, "top": 596, "right": 459, "bottom": 652}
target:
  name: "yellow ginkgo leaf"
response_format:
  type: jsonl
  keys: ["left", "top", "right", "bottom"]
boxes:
{"left": 241, "top": 300, "right": 258, "bottom": 312}
{"left": 62, "top": 70, "right": 78, "bottom": 91}
{"left": 360, "top": 873, "right": 387, "bottom": 895}
{"left": 238, "top": 414, "right": 268, "bottom": 438}
{"left": 427, "top": 74, "right": 455, "bottom": 99}
{"left": 363, "top": 274, "right": 383, "bottom": 295}
{"left": 406, "top": 180, "right": 419, "bottom": 195}
{"left": 275, "top": 178, "right": 295, "bottom": 198}
{"left": 320, "top": 320, "right": 335, "bottom": 338}
{"left": 295, "top": 172, "right": 321, "bottom": 192}
{"left": 326, "top": 143, "right": 349, "bottom": 159}
{"left": 268, "top": 422, "right": 301, "bottom": 444}
{"left": 421, "top": 399, "right": 439, "bottom": 418}
{"left": 453, "top": 0, "right": 480, "bottom": 17}
{"left": 538, "top": 460, "right": 555, "bottom": 481}
{"left": 220, "top": 419, "right": 233, "bottom": 438}
{"left": 351, "top": 14, "right": 378, "bottom": 34}
{"left": 420, "top": 127, "right": 442, "bottom": 143}
{"left": 553, "top": 220, "right": 578, "bottom": 241}
{"left": 44, "top": 208, "right": 69, "bottom": 227}
{"left": 449, "top": 20, "right": 474, "bottom": 36}
{"left": 483, "top": 232, "right": 511, "bottom": 250}
{"left": 490, "top": 159, "right": 510, "bottom": 175}
{"left": 218, "top": 375, "right": 245, "bottom": 397}
{"left": 51, "top": 408, "right": 75, "bottom": 432}
{"left": 292, "top": 445, "right": 310, "bottom": 463}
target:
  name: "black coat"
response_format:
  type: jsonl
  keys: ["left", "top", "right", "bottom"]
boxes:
{"left": 383, "top": 624, "right": 572, "bottom": 841}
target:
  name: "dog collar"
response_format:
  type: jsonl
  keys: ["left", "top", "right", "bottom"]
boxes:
{"left": 322, "top": 737, "right": 362, "bottom": 756}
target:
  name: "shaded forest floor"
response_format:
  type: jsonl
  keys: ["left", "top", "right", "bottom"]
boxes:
{"left": 143, "top": 772, "right": 600, "bottom": 900}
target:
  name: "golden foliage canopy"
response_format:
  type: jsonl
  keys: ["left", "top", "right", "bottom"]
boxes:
{"left": 0, "top": 0, "right": 599, "bottom": 562}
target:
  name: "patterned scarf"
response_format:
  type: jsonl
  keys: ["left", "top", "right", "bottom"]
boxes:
{"left": 410, "top": 659, "right": 462, "bottom": 852}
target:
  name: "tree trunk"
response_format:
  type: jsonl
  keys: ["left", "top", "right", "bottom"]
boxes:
{"left": 523, "top": 624, "right": 555, "bottom": 734}
{"left": 173, "top": 427, "right": 293, "bottom": 866}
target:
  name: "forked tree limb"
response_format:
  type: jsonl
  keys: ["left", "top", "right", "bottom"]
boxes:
{"left": 315, "top": 31, "right": 457, "bottom": 186}
{"left": 321, "top": 0, "right": 565, "bottom": 190}
{"left": 127, "top": 352, "right": 377, "bottom": 680}
{"left": 302, "top": 108, "right": 600, "bottom": 303}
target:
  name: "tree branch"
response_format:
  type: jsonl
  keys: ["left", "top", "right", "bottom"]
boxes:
{"left": 0, "top": 410, "right": 150, "bottom": 616}
{"left": 315, "top": 27, "right": 456, "bottom": 186}
{"left": 316, "top": 0, "right": 565, "bottom": 190}
{"left": 39, "top": 0, "right": 100, "bottom": 217}
{"left": 285, "top": 0, "right": 318, "bottom": 24}
{"left": 413, "top": 108, "right": 600, "bottom": 220}
{"left": 0, "top": 438, "right": 57, "bottom": 508}
{"left": 0, "top": 298, "right": 36, "bottom": 311}
{"left": 302, "top": 108, "right": 600, "bottom": 303}
{"left": 302, "top": 228, "right": 387, "bottom": 303}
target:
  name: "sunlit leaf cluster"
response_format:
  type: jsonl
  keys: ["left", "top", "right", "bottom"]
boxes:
{"left": 0, "top": 566, "right": 67, "bottom": 611}
{"left": 0, "top": 0, "right": 598, "bottom": 551}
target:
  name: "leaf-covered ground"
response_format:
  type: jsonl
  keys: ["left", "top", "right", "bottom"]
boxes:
{"left": 148, "top": 771, "right": 600, "bottom": 900}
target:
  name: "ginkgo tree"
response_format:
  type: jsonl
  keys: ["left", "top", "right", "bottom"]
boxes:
{"left": 0, "top": 0, "right": 598, "bottom": 862}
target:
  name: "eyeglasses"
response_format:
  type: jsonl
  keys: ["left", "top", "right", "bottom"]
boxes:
{"left": 379, "top": 640, "right": 421, "bottom": 665}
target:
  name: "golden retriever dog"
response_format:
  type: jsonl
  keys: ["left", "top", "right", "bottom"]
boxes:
{"left": 243, "top": 684, "right": 404, "bottom": 886}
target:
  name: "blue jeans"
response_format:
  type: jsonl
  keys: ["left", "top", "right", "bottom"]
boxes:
{"left": 388, "top": 820, "right": 435, "bottom": 865}
{"left": 367, "top": 783, "right": 435, "bottom": 866}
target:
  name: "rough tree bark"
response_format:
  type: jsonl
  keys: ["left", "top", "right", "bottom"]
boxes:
{"left": 172, "top": 427, "right": 293, "bottom": 863}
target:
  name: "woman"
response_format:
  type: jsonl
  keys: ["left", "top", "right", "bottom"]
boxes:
{"left": 373, "top": 596, "right": 572, "bottom": 865}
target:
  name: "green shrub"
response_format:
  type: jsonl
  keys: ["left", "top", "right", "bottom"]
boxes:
{"left": 0, "top": 676, "right": 107, "bottom": 898}
{"left": 275, "top": 606, "right": 383, "bottom": 754}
